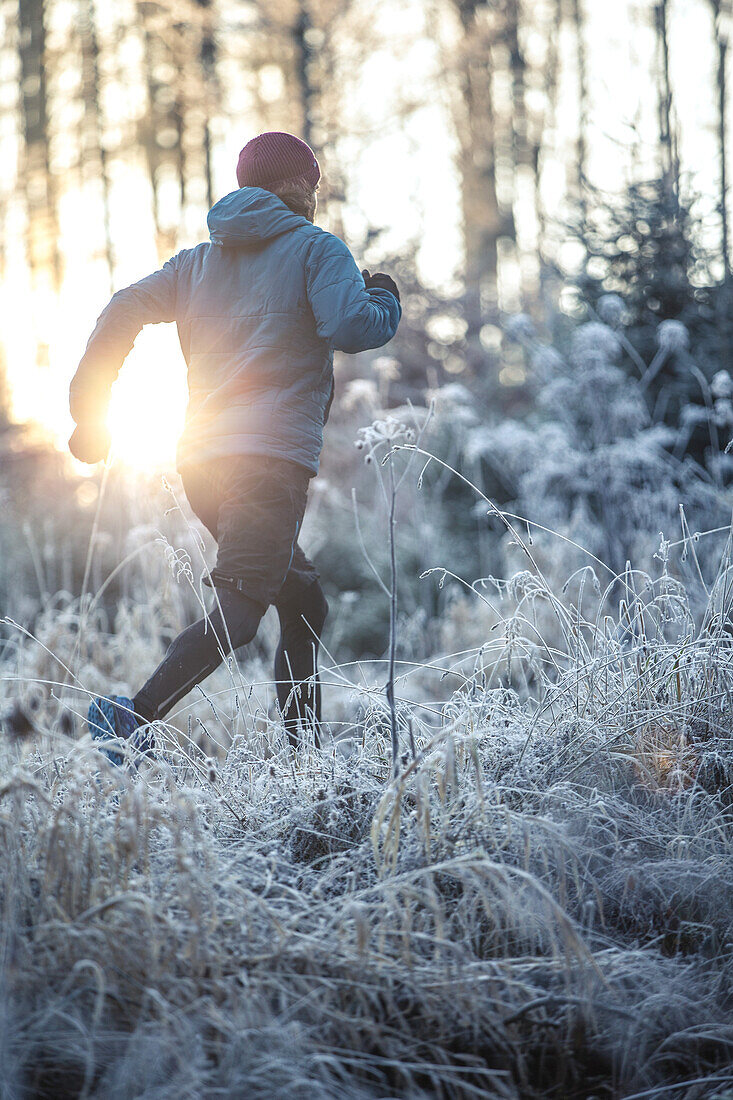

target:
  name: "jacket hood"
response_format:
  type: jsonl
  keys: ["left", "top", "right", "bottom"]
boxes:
{"left": 207, "top": 186, "right": 309, "bottom": 248}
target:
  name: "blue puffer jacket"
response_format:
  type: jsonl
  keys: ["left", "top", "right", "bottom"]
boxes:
{"left": 70, "top": 187, "right": 402, "bottom": 474}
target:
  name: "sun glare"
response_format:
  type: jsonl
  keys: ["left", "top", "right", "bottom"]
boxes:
{"left": 1, "top": 182, "right": 187, "bottom": 472}
{"left": 105, "top": 325, "right": 187, "bottom": 469}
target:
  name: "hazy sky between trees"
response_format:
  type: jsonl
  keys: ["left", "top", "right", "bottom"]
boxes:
{"left": 0, "top": 0, "right": 728, "bottom": 466}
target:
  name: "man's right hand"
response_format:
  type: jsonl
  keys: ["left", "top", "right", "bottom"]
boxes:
{"left": 362, "top": 269, "right": 400, "bottom": 303}
{"left": 69, "top": 422, "right": 111, "bottom": 465}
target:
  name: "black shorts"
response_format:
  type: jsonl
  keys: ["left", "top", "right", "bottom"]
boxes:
{"left": 180, "top": 455, "right": 319, "bottom": 611}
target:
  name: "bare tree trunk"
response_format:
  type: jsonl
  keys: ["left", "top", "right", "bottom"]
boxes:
{"left": 17, "top": 0, "right": 61, "bottom": 290}
{"left": 711, "top": 0, "right": 731, "bottom": 279}
{"left": 265, "top": 0, "right": 348, "bottom": 231}
{"left": 79, "top": 0, "right": 116, "bottom": 293}
{"left": 292, "top": 1, "right": 316, "bottom": 152}
{"left": 506, "top": 0, "right": 529, "bottom": 173}
{"left": 535, "top": 0, "right": 562, "bottom": 323}
{"left": 710, "top": 0, "right": 733, "bottom": 374}
{"left": 504, "top": 0, "right": 529, "bottom": 307}
{"left": 140, "top": 23, "right": 164, "bottom": 250}
{"left": 0, "top": 5, "right": 17, "bottom": 286}
{"left": 290, "top": 0, "right": 349, "bottom": 231}
{"left": 194, "top": 0, "right": 218, "bottom": 209}
{"left": 203, "top": 118, "right": 214, "bottom": 209}
{"left": 717, "top": 21, "right": 730, "bottom": 279}
{"left": 201, "top": 21, "right": 217, "bottom": 209}
{"left": 451, "top": 0, "right": 503, "bottom": 357}
{"left": 571, "top": 0, "right": 588, "bottom": 225}
{"left": 654, "top": 0, "right": 679, "bottom": 203}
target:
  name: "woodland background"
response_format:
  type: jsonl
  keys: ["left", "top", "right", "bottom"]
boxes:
{"left": 4, "top": 2, "right": 733, "bottom": 1098}
{"left": 2, "top": 0, "right": 733, "bottom": 649}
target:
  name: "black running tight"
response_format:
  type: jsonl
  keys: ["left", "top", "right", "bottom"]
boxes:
{"left": 133, "top": 580, "right": 328, "bottom": 747}
{"left": 275, "top": 580, "right": 329, "bottom": 747}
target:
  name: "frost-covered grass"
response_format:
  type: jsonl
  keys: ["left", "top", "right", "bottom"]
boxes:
{"left": 3, "top": 490, "right": 733, "bottom": 1099}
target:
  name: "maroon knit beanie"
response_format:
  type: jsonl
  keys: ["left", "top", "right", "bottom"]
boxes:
{"left": 236, "top": 131, "right": 321, "bottom": 190}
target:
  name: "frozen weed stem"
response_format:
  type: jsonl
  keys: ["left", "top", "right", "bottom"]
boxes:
{"left": 355, "top": 414, "right": 421, "bottom": 777}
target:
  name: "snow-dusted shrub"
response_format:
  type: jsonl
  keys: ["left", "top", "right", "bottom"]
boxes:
{"left": 465, "top": 309, "right": 729, "bottom": 599}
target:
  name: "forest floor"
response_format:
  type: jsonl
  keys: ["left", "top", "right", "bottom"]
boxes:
{"left": 2, "top": 513, "right": 733, "bottom": 1100}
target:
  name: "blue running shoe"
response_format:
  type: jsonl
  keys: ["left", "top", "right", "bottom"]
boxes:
{"left": 87, "top": 695, "right": 143, "bottom": 766}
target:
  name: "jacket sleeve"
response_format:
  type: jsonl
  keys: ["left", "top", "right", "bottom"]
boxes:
{"left": 305, "top": 232, "right": 401, "bottom": 354}
{"left": 69, "top": 254, "right": 180, "bottom": 425}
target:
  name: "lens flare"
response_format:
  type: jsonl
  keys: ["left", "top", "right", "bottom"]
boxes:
{"left": 104, "top": 326, "right": 187, "bottom": 469}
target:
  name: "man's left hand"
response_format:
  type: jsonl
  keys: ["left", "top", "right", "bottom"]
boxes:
{"left": 361, "top": 269, "right": 400, "bottom": 302}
